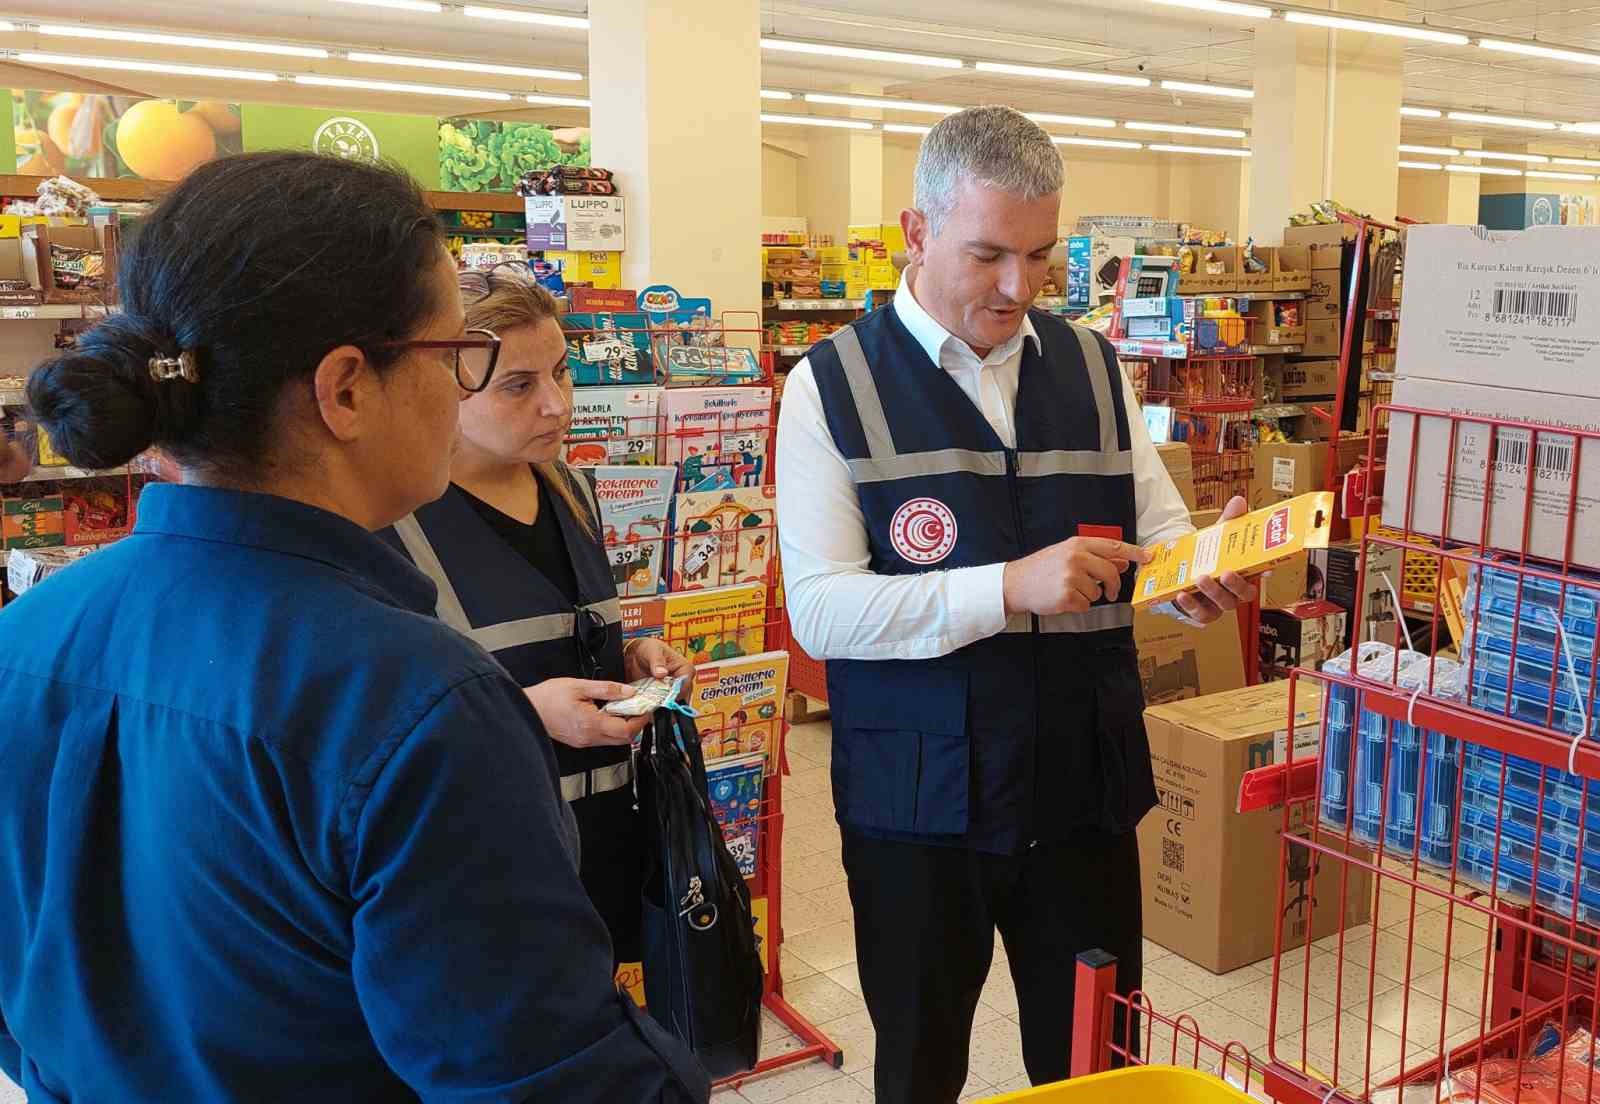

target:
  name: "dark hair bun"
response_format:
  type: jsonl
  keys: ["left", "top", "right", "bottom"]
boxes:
{"left": 25, "top": 317, "right": 193, "bottom": 470}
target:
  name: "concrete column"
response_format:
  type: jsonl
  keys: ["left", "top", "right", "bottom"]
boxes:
{"left": 1248, "top": 4, "right": 1403, "bottom": 241}
{"left": 796, "top": 86, "right": 886, "bottom": 242}
{"left": 589, "top": 0, "right": 762, "bottom": 317}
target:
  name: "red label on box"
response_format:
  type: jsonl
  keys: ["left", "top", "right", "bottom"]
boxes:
{"left": 1078, "top": 524, "right": 1123, "bottom": 541}
{"left": 571, "top": 287, "right": 638, "bottom": 312}
{"left": 1264, "top": 508, "right": 1291, "bottom": 550}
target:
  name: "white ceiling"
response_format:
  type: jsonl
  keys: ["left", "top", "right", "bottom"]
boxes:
{"left": 6, "top": 0, "right": 1600, "bottom": 155}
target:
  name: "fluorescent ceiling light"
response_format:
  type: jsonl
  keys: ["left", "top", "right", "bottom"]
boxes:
{"left": 39, "top": 24, "right": 327, "bottom": 58}
{"left": 1479, "top": 39, "right": 1600, "bottom": 67}
{"left": 1399, "top": 143, "right": 1460, "bottom": 157}
{"left": 1398, "top": 161, "right": 1444, "bottom": 171}
{"left": 347, "top": 51, "right": 582, "bottom": 80}
{"left": 1527, "top": 170, "right": 1598, "bottom": 181}
{"left": 1401, "top": 106, "right": 1443, "bottom": 118}
{"left": 524, "top": 93, "right": 590, "bottom": 107}
{"left": 329, "top": 0, "right": 443, "bottom": 11}
{"left": 17, "top": 52, "right": 280, "bottom": 81}
{"left": 1053, "top": 136, "right": 1144, "bottom": 150}
{"left": 761, "top": 113, "right": 874, "bottom": 130}
{"left": 1146, "top": 0, "right": 1271, "bottom": 18}
{"left": 1464, "top": 149, "right": 1549, "bottom": 164}
{"left": 759, "top": 37, "right": 962, "bottom": 69}
{"left": 804, "top": 92, "right": 957, "bottom": 115}
{"left": 1025, "top": 111, "right": 1117, "bottom": 129}
{"left": 1553, "top": 156, "right": 1600, "bottom": 168}
{"left": 1160, "top": 79, "right": 1253, "bottom": 99}
{"left": 884, "top": 123, "right": 933, "bottom": 135}
{"left": 760, "top": 89, "right": 793, "bottom": 100}
{"left": 0, "top": 20, "right": 13, "bottom": 30}
{"left": 1125, "top": 121, "right": 1247, "bottom": 138}
{"left": 974, "top": 61, "right": 1151, "bottom": 88}
{"left": 294, "top": 74, "right": 511, "bottom": 100}
{"left": 1448, "top": 111, "right": 1559, "bottom": 131}
{"left": 462, "top": 5, "right": 589, "bottom": 28}
{"left": 1562, "top": 122, "right": 1600, "bottom": 135}
{"left": 1148, "top": 143, "right": 1251, "bottom": 157}
{"left": 1447, "top": 163, "right": 1522, "bottom": 176}
{"left": 1283, "top": 11, "right": 1469, "bottom": 45}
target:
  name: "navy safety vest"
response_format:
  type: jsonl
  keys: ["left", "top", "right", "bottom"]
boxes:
{"left": 380, "top": 467, "right": 630, "bottom": 801}
{"left": 806, "top": 307, "right": 1158, "bottom": 853}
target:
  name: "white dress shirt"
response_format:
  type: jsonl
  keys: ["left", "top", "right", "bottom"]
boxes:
{"left": 776, "top": 271, "right": 1194, "bottom": 662}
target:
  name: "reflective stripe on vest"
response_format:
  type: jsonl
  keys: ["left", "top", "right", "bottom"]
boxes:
{"left": 825, "top": 316, "right": 1132, "bottom": 473}
{"left": 392, "top": 513, "right": 621, "bottom": 648}
{"left": 559, "top": 759, "right": 633, "bottom": 803}
{"left": 1002, "top": 605, "right": 1134, "bottom": 634}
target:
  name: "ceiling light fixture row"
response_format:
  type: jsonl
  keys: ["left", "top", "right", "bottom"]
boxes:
{"left": 763, "top": 112, "right": 1250, "bottom": 156}
{"left": 6, "top": 20, "right": 585, "bottom": 81}
{"left": 329, "top": 1, "right": 589, "bottom": 27}
{"left": 770, "top": 89, "right": 1245, "bottom": 138}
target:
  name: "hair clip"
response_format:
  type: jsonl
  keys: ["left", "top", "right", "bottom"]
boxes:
{"left": 148, "top": 349, "right": 200, "bottom": 384}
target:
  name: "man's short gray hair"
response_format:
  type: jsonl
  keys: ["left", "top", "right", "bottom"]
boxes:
{"left": 913, "top": 105, "right": 1063, "bottom": 236}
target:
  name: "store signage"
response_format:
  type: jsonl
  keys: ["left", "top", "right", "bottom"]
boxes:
{"left": 241, "top": 103, "right": 440, "bottom": 188}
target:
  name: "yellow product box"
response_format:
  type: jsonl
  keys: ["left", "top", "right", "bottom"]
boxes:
{"left": 1134, "top": 492, "right": 1335, "bottom": 608}
{"left": 867, "top": 262, "right": 897, "bottom": 289}
{"left": 817, "top": 245, "right": 851, "bottom": 264}
{"left": 847, "top": 224, "right": 881, "bottom": 245}
{"left": 820, "top": 263, "right": 869, "bottom": 283}
{"left": 545, "top": 250, "right": 622, "bottom": 290}
{"left": 845, "top": 280, "right": 868, "bottom": 300}
{"left": 879, "top": 223, "right": 906, "bottom": 253}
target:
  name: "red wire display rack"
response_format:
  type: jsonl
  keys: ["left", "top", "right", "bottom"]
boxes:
{"left": 561, "top": 322, "right": 842, "bottom": 1086}
{"left": 1233, "top": 402, "right": 1600, "bottom": 1103}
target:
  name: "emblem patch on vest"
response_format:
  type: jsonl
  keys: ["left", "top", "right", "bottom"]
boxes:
{"left": 889, "top": 497, "right": 958, "bottom": 565}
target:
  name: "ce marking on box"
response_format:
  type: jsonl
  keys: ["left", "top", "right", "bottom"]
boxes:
{"left": 1158, "top": 787, "right": 1194, "bottom": 836}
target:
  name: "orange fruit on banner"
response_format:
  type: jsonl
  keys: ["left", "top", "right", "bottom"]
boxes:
{"left": 115, "top": 100, "right": 216, "bottom": 181}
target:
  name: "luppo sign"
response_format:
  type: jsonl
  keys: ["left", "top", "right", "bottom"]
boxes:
{"left": 525, "top": 195, "right": 626, "bottom": 251}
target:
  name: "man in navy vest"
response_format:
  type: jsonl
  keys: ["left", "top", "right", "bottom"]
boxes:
{"left": 776, "top": 106, "right": 1255, "bottom": 1103}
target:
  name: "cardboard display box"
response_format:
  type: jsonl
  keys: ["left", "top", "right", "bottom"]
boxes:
{"left": 1236, "top": 245, "right": 1274, "bottom": 295}
{"left": 1306, "top": 270, "right": 1343, "bottom": 321}
{"left": 1259, "top": 599, "right": 1349, "bottom": 678}
{"left": 1157, "top": 441, "right": 1198, "bottom": 511}
{"left": 1134, "top": 606, "right": 1246, "bottom": 706}
{"left": 1384, "top": 225, "right": 1600, "bottom": 569}
{"left": 1271, "top": 246, "right": 1313, "bottom": 293}
{"left": 1247, "top": 300, "right": 1305, "bottom": 347}
{"left": 1304, "top": 318, "right": 1341, "bottom": 357}
{"left": 1280, "top": 359, "right": 1339, "bottom": 400}
{"left": 1250, "top": 440, "right": 1366, "bottom": 510}
{"left": 1177, "top": 246, "right": 1240, "bottom": 296}
{"left": 1138, "top": 681, "right": 1372, "bottom": 973}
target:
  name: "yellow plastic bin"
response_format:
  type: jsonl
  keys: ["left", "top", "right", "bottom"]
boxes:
{"left": 979, "top": 1066, "right": 1255, "bottom": 1102}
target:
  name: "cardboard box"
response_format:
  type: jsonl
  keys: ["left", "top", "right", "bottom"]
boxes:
{"left": 1247, "top": 300, "right": 1305, "bottom": 347}
{"left": 1306, "top": 541, "right": 1404, "bottom": 650}
{"left": 1190, "top": 508, "right": 1222, "bottom": 529}
{"left": 1134, "top": 606, "right": 1246, "bottom": 706}
{"left": 1285, "top": 223, "right": 1360, "bottom": 249}
{"left": 1260, "top": 554, "right": 1311, "bottom": 610}
{"left": 1306, "top": 270, "right": 1343, "bottom": 321}
{"left": 2, "top": 495, "right": 64, "bottom": 550}
{"left": 1138, "top": 681, "right": 1372, "bottom": 972}
{"left": 1383, "top": 375, "right": 1600, "bottom": 570}
{"left": 1280, "top": 359, "right": 1339, "bottom": 399}
{"left": 28, "top": 219, "right": 118, "bottom": 305}
{"left": 1259, "top": 599, "right": 1349, "bottom": 677}
{"left": 1177, "top": 246, "right": 1240, "bottom": 295}
{"left": 525, "top": 195, "right": 626, "bottom": 252}
{"left": 1250, "top": 442, "right": 1324, "bottom": 509}
{"left": 1304, "top": 318, "right": 1342, "bottom": 357}
{"left": 1157, "top": 441, "right": 1197, "bottom": 511}
{"left": 1236, "top": 245, "right": 1274, "bottom": 294}
{"left": 1272, "top": 246, "right": 1313, "bottom": 293}
{"left": 1135, "top": 493, "right": 1334, "bottom": 608}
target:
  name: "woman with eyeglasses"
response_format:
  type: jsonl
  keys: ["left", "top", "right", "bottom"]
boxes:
{"left": 382, "top": 266, "right": 693, "bottom": 971}
{"left": 0, "top": 153, "right": 707, "bottom": 1103}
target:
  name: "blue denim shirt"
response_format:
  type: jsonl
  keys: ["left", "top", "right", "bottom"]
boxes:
{"left": 0, "top": 485, "right": 707, "bottom": 1103}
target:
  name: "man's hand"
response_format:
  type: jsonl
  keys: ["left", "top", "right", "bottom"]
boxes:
{"left": 1003, "top": 535, "right": 1152, "bottom": 616}
{"left": 0, "top": 436, "right": 31, "bottom": 484}
{"left": 1173, "top": 495, "right": 1257, "bottom": 625}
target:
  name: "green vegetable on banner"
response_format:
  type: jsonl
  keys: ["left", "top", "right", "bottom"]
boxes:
{"left": 439, "top": 118, "right": 589, "bottom": 192}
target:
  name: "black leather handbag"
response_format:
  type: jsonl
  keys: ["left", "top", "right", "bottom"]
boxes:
{"left": 637, "top": 709, "right": 764, "bottom": 1081}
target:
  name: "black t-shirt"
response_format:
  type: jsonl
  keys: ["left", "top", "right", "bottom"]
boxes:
{"left": 461, "top": 471, "right": 581, "bottom": 605}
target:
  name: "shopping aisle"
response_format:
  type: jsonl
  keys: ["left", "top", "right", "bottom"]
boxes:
{"left": 721, "top": 720, "right": 1495, "bottom": 1103}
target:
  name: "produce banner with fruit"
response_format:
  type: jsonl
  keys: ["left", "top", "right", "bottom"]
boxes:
{"left": 9, "top": 91, "right": 241, "bottom": 181}
{"left": 241, "top": 104, "right": 440, "bottom": 187}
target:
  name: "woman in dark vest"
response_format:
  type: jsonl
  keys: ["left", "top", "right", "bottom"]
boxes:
{"left": 385, "top": 267, "right": 692, "bottom": 967}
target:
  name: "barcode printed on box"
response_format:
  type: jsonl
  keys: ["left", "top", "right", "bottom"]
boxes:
{"left": 1494, "top": 435, "right": 1575, "bottom": 476}
{"left": 1161, "top": 837, "right": 1184, "bottom": 873}
{"left": 1491, "top": 287, "right": 1579, "bottom": 326}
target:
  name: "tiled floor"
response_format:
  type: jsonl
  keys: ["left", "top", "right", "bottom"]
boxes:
{"left": 0, "top": 718, "right": 1500, "bottom": 1104}
{"left": 716, "top": 718, "right": 1499, "bottom": 1103}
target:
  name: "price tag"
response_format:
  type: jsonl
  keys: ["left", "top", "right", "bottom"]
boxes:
{"left": 582, "top": 337, "right": 633, "bottom": 363}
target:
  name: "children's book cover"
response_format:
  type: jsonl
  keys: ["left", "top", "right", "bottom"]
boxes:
{"left": 658, "top": 386, "right": 772, "bottom": 490}
{"left": 705, "top": 751, "right": 765, "bottom": 878}
{"left": 620, "top": 582, "right": 767, "bottom": 663}
{"left": 565, "top": 386, "right": 660, "bottom": 466}
{"left": 689, "top": 650, "right": 789, "bottom": 775}
{"left": 562, "top": 313, "right": 654, "bottom": 386}
{"left": 671, "top": 485, "right": 776, "bottom": 591}
{"left": 593, "top": 466, "right": 675, "bottom": 597}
